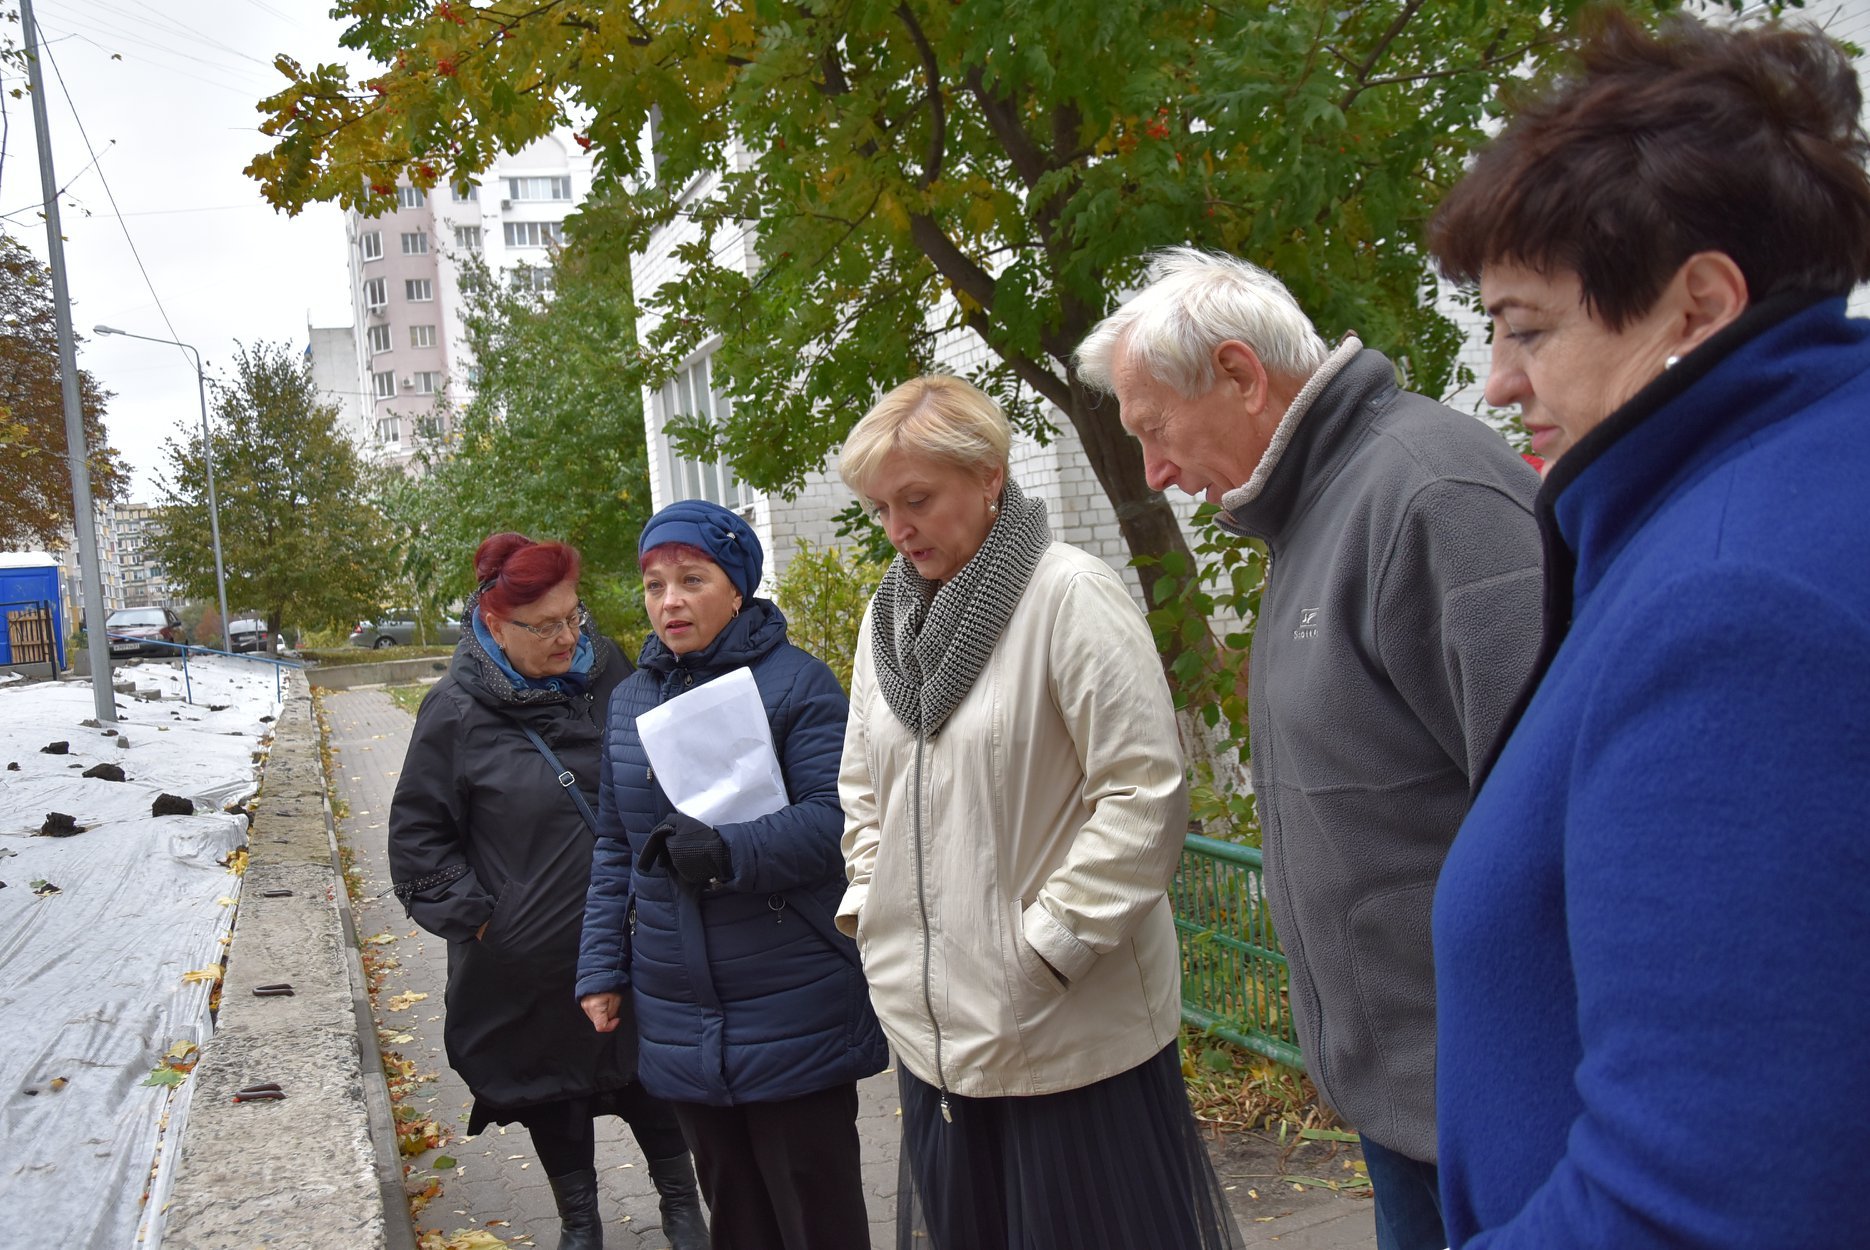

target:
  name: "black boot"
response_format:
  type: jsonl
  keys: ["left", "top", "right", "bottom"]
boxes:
{"left": 547, "top": 1167, "right": 605, "bottom": 1250}
{"left": 646, "top": 1152, "right": 709, "bottom": 1250}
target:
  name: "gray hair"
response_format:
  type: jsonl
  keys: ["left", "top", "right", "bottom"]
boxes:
{"left": 1075, "top": 247, "right": 1329, "bottom": 397}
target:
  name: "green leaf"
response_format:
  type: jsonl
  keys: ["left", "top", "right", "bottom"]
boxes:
{"left": 141, "top": 1067, "right": 187, "bottom": 1088}
{"left": 1298, "top": 1127, "right": 1361, "bottom": 1142}
{"left": 431, "top": 1155, "right": 458, "bottom": 1169}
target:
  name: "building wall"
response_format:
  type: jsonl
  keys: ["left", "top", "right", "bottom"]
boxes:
{"left": 306, "top": 324, "right": 370, "bottom": 448}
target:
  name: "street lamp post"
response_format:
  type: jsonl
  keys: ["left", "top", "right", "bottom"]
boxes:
{"left": 94, "top": 326, "right": 232, "bottom": 653}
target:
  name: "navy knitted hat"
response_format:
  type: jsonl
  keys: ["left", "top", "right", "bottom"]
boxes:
{"left": 638, "top": 499, "right": 764, "bottom": 599}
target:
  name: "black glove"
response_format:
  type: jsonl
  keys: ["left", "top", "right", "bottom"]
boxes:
{"left": 638, "top": 811, "right": 733, "bottom": 887}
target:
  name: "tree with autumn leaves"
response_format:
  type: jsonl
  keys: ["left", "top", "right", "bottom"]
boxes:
{"left": 260, "top": 3, "right": 1713, "bottom": 606}
{"left": 0, "top": 233, "right": 124, "bottom": 550}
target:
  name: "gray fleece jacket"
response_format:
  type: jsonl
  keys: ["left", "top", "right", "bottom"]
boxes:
{"left": 1217, "top": 340, "right": 1540, "bottom": 1163}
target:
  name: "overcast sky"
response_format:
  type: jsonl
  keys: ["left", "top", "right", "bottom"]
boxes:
{"left": 4, "top": 0, "right": 366, "bottom": 500}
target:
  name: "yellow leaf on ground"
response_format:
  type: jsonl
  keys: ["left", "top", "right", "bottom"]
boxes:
{"left": 386, "top": 991, "right": 429, "bottom": 1012}
{"left": 365, "top": 932, "right": 398, "bottom": 945}
{"left": 181, "top": 966, "right": 223, "bottom": 984}
{"left": 418, "top": 1230, "right": 508, "bottom": 1250}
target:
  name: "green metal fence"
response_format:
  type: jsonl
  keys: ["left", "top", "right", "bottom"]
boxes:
{"left": 1171, "top": 833, "right": 1305, "bottom": 1070}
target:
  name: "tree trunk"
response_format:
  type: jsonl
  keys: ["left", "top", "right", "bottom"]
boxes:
{"left": 1057, "top": 372, "right": 1194, "bottom": 644}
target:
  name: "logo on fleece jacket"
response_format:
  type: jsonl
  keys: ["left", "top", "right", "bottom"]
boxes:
{"left": 1293, "top": 607, "right": 1320, "bottom": 641}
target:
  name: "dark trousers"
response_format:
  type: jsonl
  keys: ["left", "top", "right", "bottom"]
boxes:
{"left": 1360, "top": 1134, "right": 1446, "bottom": 1250}
{"left": 671, "top": 1082, "right": 869, "bottom": 1250}
{"left": 515, "top": 1082, "right": 690, "bottom": 1178}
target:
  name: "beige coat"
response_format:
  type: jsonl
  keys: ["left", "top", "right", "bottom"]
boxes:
{"left": 837, "top": 542, "right": 1189, "bottom": 1097}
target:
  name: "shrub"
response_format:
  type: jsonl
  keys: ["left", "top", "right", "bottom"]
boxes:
{"left": 774, "top": 541, "right": 888, "bottom": 692}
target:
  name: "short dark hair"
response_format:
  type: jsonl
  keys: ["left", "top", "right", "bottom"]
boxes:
{"left": 1429, "top": 11, "right": 1870, "bottom": 329}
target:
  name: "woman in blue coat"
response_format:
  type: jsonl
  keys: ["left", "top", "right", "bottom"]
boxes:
{"left": 1426, "top": 13, "right": 1870, "bottom": 1249}
{"left": 577, "top": 499, "right": 886, "bottom": 1250}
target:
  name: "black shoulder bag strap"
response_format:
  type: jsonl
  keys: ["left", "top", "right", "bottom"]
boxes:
{"left": 517, "top": 723, "right": 600, "bottom": 833}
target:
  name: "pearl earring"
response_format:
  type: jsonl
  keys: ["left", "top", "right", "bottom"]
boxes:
{"left": 988, "top": 499, "right": 999, "bottom": 517}
{"left": 1665, "top": 355, "right": 1681, "bottom": 370}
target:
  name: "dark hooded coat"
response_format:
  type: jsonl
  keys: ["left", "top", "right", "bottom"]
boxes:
{"left": 389, "top": 609, "right": 634, "bottom": 1109}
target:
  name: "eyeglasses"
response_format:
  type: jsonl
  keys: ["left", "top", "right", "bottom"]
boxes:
{"left": 507, "top": 604, "right": 590, "bottom": 640}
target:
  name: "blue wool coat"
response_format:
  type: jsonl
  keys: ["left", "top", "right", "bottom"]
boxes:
{"left": 575, "top": 599, "right": 887, "bottom": 1106}
{"left": 1434, "top": 296, "right": 1870, "bottom": 1248}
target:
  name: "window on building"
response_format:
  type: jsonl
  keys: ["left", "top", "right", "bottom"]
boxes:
{"left": 503, "top": 220, "right": 564, "bottom": 248}
{"left": 363, "top": 277, "right": 388, "bottom": 309}
{"left": 366, "top": 324, "right": 392, "bottom": 354}
{"left": 504, "top": 175, "right": 572, "bottom": 202}
{"left": 377, "top": 415, "right": 401, "bottom": 443}
{"left": 508, "top": 266, "right": 555, "bottom": 294}
{"left": 413, "top": 371, "right": 444, "bottom": 394}
{"left": 452, "top": 180, "right": 479, "bottom": 202}
{"left": 398, "top": 185, "right": 426, "bottom": 209}
{"left": 360, "top": 231, "right": 383, "bottom": 261}
{"left": 409, "top": 324, "right": 437, "bottom": 349}
{"left": 454, "top": 225, "right": 482, "bottom": 250}
{"left": 406, "top": 278, "right": 434, "bottom": 302}
{"left": 657, "top": 352, "right": 751, "bottom": 509}
{"left": 400, "top": 231, "right": 429, "bottom": 255}
{"left": 373, "top": 370, "right": 396, "bottom": 399}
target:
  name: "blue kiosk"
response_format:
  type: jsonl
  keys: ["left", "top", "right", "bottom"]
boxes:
{"left": 0, "top": 552, "right": 67, "bottom": 672}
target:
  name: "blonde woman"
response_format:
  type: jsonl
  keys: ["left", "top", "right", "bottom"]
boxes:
{"left": 836, "top": 376, "right": 1240, "bottom": 1250}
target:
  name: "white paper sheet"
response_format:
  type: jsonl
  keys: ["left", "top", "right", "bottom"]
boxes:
{"left": 635, "top": 666, "right": 789, "bottom": 825}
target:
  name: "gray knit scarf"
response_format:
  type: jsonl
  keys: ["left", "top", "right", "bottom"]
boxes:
{"left": 870, "top": 478, "right": 1052, "bottom": 736}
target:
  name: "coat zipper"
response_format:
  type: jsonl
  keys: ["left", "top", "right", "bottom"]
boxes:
{"left": 911, "top": 730, "right": 951, "bottom": 1122}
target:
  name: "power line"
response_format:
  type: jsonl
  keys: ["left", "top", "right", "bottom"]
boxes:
{"left": 38, "top": 34, "right": 189, "bottom": 367}
{"left": 36, "top": 0, "right": 279, "bottom": 89}
{"left": 27, "top": 24, "right": 274, "bottom": 100}
{"left": 29, "top": 10, "right": 277, "bottom": 98}
{"left": 75, "top": 0, "right": 278, "bottom": 71}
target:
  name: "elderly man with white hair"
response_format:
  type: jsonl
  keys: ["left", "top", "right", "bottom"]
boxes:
{"left": 1076, "top": 249, "right": 1542, "bottom": 1250}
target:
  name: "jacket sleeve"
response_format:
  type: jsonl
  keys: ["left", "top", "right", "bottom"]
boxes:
{"left": 387, "top": 686, "right": 496, "bottom": 942}
{"left": 1463, "top": 570, "right": 1870, "bottom": 1249}
{"left": 574, "top": 705, "right": 634, "bottom": 997}
{"left": 713, "top": 649, "right": 852, "bottom": 894}
{"left": 1023, "top": 568, "right": 1190, "bottom": 984}
{"left": 1374, "top": 475, "right": 1542, "bottom": 782}
{"left": 836, "top": 612, "right": 880, "bottom": 936}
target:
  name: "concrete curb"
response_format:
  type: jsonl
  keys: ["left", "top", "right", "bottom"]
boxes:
{"left": 160, "top": 675, "right": 417, "bottom": 1250}
{"left": 306, "top": 656, "right": 451, "bottom": 690}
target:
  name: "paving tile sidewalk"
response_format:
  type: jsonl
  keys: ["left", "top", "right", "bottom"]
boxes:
{"left": 324, "top": 686, "right": 1374, "bottom": 1250}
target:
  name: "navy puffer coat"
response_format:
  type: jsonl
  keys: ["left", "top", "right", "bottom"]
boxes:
{"left": 575, "top": 599, "right": 887, "bottom": 1106}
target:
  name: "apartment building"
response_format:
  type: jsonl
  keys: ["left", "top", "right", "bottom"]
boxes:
{"left": 341, "top": 131, "right": 597, "bottom": 468}
{"left": 99, "top": 502, "right": 176, "bottom": 612}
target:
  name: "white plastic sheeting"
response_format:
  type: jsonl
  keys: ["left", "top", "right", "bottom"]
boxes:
{"left": 0, "top": 657, "right": 282, "bottom": 1248}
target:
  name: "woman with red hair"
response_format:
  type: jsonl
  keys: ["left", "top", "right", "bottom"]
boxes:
{"left": 390, "top": 532, "right": 707, "bottom": 1250}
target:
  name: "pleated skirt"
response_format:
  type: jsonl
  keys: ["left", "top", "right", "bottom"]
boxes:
{"left": 895, "top": 1041, "right": 1244, "bottom": 1250}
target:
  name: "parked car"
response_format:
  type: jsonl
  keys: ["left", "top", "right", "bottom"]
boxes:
{"left": 348, "top": 613, "right": 463, "bottom": 649}
{"left": 227, "top": 617, "right": 282, "bottom": 654}
{"left": 105, "top": 606, "right": 188, "bottom": 657}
